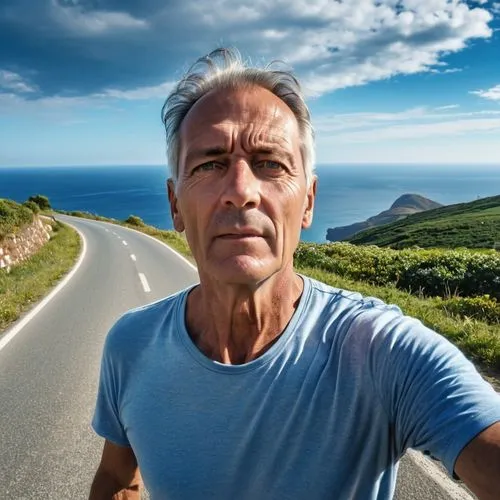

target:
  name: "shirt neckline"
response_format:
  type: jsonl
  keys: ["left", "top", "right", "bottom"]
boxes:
{"left": 175, "top": 274, "right": 311, "bottom": 374}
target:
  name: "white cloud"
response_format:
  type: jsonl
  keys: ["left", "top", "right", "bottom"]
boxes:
{"left": 49, "top": 0, "right": 148, "bottom": 36}
{"left": 329, "top": 117, "right": 500, "bottom": 142}
{"left": 428, "top": 67, "right": 463, "bottom": 74}
{"left": 1, "top": 0, "right": 495, "bottom": 98}
{"left": 96, "top": 81, "right": 175, "bottom": 100}
{"left": 470, "top": 84, "right": 500, "bottom": 101}
{"left": 312, "top": 106, "right": 500, "bottom": 152}
{"left": 314, "top": 106, "right": 500, "bottom": 134}
{"left": 435, "top": 104, "right": 460, "bottom": 110}
{"left": 182, "top": 0, "right": 493, "bottom": 95}
{"left": 492, "top": 3, "right": 500, "bottom": 15}
{"left": 0, "top": 79, "right": 174, "bottom": 117}
{"left": 0, "top": 70, "right": 37, "bottom": 93}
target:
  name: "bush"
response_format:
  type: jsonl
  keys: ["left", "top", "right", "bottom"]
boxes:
{"left": 294, "top": 242, "right": 500, "bottom": 299}
{"left": 0, "top": 199, "right": 34, "bottom": 239}
{"left": 28, "top": 195, "right": 51, "bottom": 211}
{"left": 23, "top": 200, "right": 40, "bottom": 214}
{"left": 441, "top": 296, "right": 500, "bottom": 324}
{"left": 125, "top": 215, "right": 145, "bottom": 227}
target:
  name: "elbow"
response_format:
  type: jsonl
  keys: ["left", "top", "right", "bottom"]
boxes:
{"left": 89, "top": 468, "right": 141, "bottom": 500}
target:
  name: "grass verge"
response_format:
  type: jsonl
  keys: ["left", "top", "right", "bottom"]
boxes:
{"left": 0, "top": 221, "right": 81, "bottom": 332}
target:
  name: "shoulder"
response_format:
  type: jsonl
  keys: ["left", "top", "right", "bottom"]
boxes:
{"left": 303, "top": 274, "right": 455, "bottom": 357}
{"left": 303, "top": 274, "right": 404, "bottom": 331}
{"left": 103, "top": 285, "right": 193, "bottom": 355}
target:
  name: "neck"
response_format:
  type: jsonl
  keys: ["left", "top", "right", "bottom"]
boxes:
{"left": 185, "top": 268, "right": 304, "bottom": 365}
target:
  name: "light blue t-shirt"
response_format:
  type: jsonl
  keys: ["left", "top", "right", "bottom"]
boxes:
{"left": 92, "top": 276, "right": 500, "bottom": 499}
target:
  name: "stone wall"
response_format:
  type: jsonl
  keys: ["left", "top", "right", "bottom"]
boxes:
{"left": 0, "top": 216, "right": 53, "bottom": 272}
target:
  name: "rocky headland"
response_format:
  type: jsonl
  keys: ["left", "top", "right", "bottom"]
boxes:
{"left": 326, "top": 193, "right": 442, "bottom": 242}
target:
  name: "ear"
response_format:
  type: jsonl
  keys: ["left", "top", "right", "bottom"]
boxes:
{"left": 302, "top": 176, "right": 317, "bottom": 229}
{"left": 167, "top": 178, "right": 185, "bottom": 233}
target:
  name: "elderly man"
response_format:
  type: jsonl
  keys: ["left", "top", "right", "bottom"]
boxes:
{"left": 89, "top": 48, "right": 500, "bottom": 499}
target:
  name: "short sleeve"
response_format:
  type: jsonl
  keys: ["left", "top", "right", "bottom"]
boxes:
{"left": 361, "top": 307, "right": 500, "bottom": 477}
{"left": 91, "top": 326, "right": 131, "bottom": 447}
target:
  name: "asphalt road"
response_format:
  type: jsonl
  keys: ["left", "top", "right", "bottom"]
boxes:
{"left": 0, "top": 216, "right": 476, "bottom": 499}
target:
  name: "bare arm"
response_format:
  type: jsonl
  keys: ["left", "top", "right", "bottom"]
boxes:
{"left": 89, "top": 440, "right": 142, "bottom": 500}
{"left": 454, "top": 422, "right": 500, "bottom": 500}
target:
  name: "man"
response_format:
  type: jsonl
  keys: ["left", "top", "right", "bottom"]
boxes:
{"left": 89, "top": 48, "right": 500, "bottom": 499}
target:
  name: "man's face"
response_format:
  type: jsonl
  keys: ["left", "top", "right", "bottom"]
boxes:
{"left": 169, "top": 85, "right": 316, "bottom": 285}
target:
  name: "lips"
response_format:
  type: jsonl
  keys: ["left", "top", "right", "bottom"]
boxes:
{"left": 216, "top": 228, "right": 263, "bottom": 239}
{"left": 217, "top": 233, "right": 261, "bottom": 239}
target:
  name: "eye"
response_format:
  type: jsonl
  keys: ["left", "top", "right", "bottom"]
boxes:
{"left": 256, "top": 160, "right": 284, "bottom": 170}
{"left": 193, "top": 161, "right": 222, "bottom": 173}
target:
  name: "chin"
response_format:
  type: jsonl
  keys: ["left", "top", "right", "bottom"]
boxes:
{"left": 208, "top": 255, "right": 278, "bottom": 286}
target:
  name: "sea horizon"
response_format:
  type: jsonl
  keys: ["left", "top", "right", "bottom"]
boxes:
{"left": 1, "top": 163, "right": 499, "bottom": 243}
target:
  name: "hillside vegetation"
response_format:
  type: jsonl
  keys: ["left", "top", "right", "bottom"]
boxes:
{"left": 0, "top": 199, "right": 34, "bottom": 239}
{"left": 348, "top": 195, "right": 500, "bottom": 249}
{"left": 295, "top": 242, "right": 499, "bottom": 300}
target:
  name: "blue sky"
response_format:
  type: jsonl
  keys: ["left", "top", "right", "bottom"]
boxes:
{"left": 1, "top": 0, "right": 500, "bottom": 167}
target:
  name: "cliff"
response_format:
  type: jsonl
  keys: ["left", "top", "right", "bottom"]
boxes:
{"left": 326, "top": 194, "right": 442, "bottom": 242}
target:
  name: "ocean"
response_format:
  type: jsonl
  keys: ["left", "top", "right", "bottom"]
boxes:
{"left": 1, "top": 164, "right": 499, "bottom": 243}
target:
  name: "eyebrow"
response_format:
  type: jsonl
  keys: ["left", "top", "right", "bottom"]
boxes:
{"left": 185, "top": 147, "right": 228, "bottom": 165}
{"left": 185, "top": 146, "right": 296, "bottom": 166}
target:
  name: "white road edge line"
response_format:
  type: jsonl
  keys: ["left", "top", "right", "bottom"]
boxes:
{"left": 138, "top": 273, "right": 151, "bottom": 293}
{"left": 122, "top": 240, "right": 128, "bottom": 246}
{"left": 130, "top": 254, "right": 137, "bottom": 262}
{"left": 407, "top": 450, "right": 474, "bottom": 500}
{"left": 0, "top": 222, "right": 88, "bottom": 353}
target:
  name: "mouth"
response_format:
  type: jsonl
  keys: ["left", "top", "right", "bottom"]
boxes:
{"left": 217, "top": 233, "right": 262, "bottom": 240}
{"left": 216, "top": 228, "right": 264, "bottom": 240}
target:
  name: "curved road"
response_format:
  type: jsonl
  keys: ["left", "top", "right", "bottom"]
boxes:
{"left": 0, "top": 216, "right": 475, "bottom": 499}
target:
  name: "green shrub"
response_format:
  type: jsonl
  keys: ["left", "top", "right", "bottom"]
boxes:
{"left": 441, "top": 296, "right": 500, "bottom": 324}
{"left": 125, "top": 215, "right": 145, "bottom": 226}
{"left": 294, "top": 242, "right": 500, "bottom": 299}
{"left": 0, "top": 199, "right": 34, "bottom": 239}
{"left": 28, "top": 195, "right": 51, "bottom": 211}
{"left": 23, "top": 200, "right": 40, "bottom": 214}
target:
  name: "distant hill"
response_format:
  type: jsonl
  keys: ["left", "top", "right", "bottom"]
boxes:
{"left": 326, "top": 194, "right": 442, "bottom": 242}
{"left": 347, "top": 194, "right": 500, "bottom": 249}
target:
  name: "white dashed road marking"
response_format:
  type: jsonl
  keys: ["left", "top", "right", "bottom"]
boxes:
{"left": 138, "top": 273, "right": 151, "bottom": 293}
{"left": 122, "top": 240, "right": 128, "bottom": 246}
{"left": 130, "top": 254, "right": 137, "bottom": 262}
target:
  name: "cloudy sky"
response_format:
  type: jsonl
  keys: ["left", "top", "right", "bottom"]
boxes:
{"left": 1, "top": 0, "right": 500, "bottom": 167}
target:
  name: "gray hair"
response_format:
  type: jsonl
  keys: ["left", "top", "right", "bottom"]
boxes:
{"left": 161, "top": 48, "right": 315, "bottom": 187}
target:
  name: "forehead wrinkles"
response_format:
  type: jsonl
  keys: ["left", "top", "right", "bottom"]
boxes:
{"left": 183, "top": 115, "right": 297, "bottom": 155}
{"left": 239, "top": 120, "right": 295, "bottom": 153}
{"left": 179, "top": 87, "right": 300, "bottom": 161}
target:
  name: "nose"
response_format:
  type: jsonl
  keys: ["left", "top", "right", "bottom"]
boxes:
{"left": 220, "top": 158, "right": 261, "bottom": 209}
